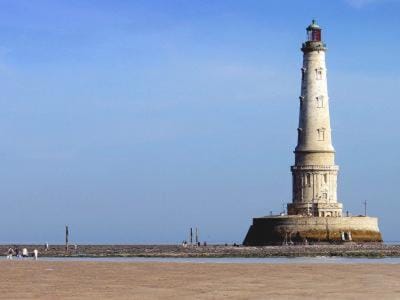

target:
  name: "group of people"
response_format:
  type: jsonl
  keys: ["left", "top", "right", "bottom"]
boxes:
{"left": 6, "top": 247, "right": 39, "bottom": 260}
{"left": 181, "top": 241, "right": 207, "bottom": 247}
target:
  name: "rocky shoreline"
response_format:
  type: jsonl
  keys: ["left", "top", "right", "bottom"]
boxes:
{"left": 2, "top": 244, "right": 400, "bottom": 258}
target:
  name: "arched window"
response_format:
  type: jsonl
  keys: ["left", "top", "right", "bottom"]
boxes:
{"left": 306, "top": 173, "right": 311, "bottom": 186}
{"left": 297, "top": 128, "right": 302, "bottom": 143}
{"left": 315, "top": 68, "right": 323, "bottom": 80}
{"left": 299, "top": 96, "right": 304, "bottom": 110}
{"left": 317, "top": 128, "right": 325, "bottom": 141}
{"left": 301, "top": 67, "right": 306, "bottom": 80}
{"left": 316, "top": 95, "right": 324, "bottom": 108}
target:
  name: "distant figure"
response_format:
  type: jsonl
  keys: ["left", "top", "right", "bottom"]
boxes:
{"left": 22, "top": 248, "right": 28, "bottom": 258}
{"left": 203, "top": 242, "right": 207, "bottom": 247}
{"left": 6, "top": 248, "right": 14, "bottom": 260}
{"left": 74, "top": 244, "right": 78, "bottom": 250}
{"left": 45, "top": 242, "right": 49, "bottom": 251}
{"left": 197, "top": 242, "right": 200, "bottom": 247}
{"left": 347, "top": 231, "right": 353, "bottom": 241}
{"left": 33, "top": 249, "right": 38, "bottom": 260}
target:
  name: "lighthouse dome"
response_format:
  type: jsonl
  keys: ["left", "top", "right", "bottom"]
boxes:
{"left": 306, "top": 19, "right": 320, "bottom": 30}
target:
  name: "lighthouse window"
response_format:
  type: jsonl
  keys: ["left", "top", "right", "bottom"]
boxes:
{"left": 301, "top": 67, "right": 306, "bottom": 80}
{"left": 306, "top": 174, "right": 311, "bottom": 186}
{"left": 299, "top": 96, "right": 304, "bottom": 109}
{"left": 316, "top": 68, "right": 323, "bottom": 80}
{"left": 317, "top": 128, "right": 325, "bottom": 141}
{"left": 316, "top": 96, "right": 324, "bottom": 108}
{"left": 297, "top": 128, "right": 302, "bottom": 142}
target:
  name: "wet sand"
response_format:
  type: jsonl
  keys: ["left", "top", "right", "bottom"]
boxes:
{"left": 0, "top": 261, "right": 399, "bottom": 299}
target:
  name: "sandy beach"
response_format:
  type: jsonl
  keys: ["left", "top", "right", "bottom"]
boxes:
{"left": 0, "top": 261, "right": 399, "bottom": 299}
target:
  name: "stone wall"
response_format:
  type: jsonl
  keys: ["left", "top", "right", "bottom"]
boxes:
{"left": 243, "top": 216, "right": 382, "bottom": 245}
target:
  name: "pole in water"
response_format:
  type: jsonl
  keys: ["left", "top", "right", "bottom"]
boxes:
{"left": 65, "top": 225, "right": 69, "bottom": 251}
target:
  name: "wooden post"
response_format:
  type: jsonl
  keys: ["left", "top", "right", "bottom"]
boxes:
{"left": 363, "top": 200, "right": 367, "bottom": 216}
{"left": 65, "top": 225, "right": 69, "bottom": 251}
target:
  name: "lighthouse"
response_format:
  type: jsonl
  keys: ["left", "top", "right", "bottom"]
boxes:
{"left": 287, "top": 20, "right": 343, "bottom": 217}
{"left": 243, "top": 21, "right": 382, "bottom": 245}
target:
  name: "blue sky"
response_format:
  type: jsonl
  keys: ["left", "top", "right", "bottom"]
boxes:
{"left": 0, "top": 0, "right": 399, "bottom": 244}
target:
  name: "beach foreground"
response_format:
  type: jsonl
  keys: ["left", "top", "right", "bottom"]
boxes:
{"left": 0, "top": 261, "right": 399, "bottom": 299}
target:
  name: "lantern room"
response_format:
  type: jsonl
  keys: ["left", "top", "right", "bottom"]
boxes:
{"left": 307, "top": 20, "right": 321, "bottom": 42}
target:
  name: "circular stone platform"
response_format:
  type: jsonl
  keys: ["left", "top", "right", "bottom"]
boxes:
{"left": 243, "top": 215, "right": 382, "bottom": 245}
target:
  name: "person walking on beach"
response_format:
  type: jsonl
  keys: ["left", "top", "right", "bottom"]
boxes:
{"left": 6, "top": 247, "right": 14, "bottom": 260}
{"left": 15, "top": 247, "right": 21, "bottom": 258}
{"left": 33, "top": 249, "right": 38, "bottom": 260}
{"left": 22, "top": 248, "right": 28, "bottom": 258}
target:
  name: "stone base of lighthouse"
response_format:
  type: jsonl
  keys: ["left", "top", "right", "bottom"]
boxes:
{"left": 243, "top": 215, "right": 382, "bottom": 246}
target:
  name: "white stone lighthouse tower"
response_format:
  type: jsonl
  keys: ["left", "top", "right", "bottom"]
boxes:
{"left": 287, "top": 20, "right": 343, "bottom": 217}
{"left": 243, "top": 21, "right": 381, "bottom": 245}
